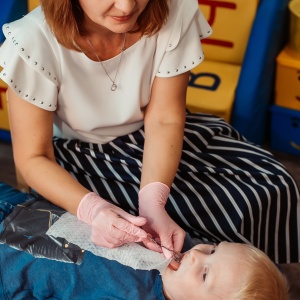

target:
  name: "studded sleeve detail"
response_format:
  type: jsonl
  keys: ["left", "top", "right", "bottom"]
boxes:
{"left": 156, "top": 0, "right": 212, "bottom": 78}
{"left": 0, "top": 7, "right": 59, "bottom": 111}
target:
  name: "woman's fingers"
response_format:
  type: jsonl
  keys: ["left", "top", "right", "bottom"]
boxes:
{"left": 91, "top": 212, "right": 148, "bottom": 247}
{"left": 142, "top": 238, "right": 163, "bottom": 253}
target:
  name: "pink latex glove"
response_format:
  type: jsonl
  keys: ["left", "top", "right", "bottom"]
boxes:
{"left": 138, "top": 182, "right": 185, "bottom": 258}
{"left": 77, "top": 192, "right": 148, "bottom": 248}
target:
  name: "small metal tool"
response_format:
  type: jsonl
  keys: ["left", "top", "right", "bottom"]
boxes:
{"left": 147, "top": 236, "right": 183, "bottom": 263}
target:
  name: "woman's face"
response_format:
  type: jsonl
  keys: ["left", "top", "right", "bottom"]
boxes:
{"left": 162, "top": 242, "right": 249, "bottom": 300}
{"left": 78, "top": 0, "right": 150, "bottom": 33}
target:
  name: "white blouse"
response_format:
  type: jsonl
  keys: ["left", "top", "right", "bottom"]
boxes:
{"left": 0, "top": 0, "right": 212, "bottom": 144}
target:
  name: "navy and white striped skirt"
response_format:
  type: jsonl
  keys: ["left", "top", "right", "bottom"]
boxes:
{"left": 53, "top": 113, "right": 300, "bottom": 264}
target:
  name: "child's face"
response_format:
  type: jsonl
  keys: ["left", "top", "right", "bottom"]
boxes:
{"left": 162, "top": 241, "right": 249, "bottom": 300}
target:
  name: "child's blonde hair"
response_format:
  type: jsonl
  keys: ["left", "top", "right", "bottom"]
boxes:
{"left": 231, "top": 244, "right": 289, "bottom": 300}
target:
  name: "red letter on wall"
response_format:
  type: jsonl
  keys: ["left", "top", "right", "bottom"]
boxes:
{"left": 0, "top": 87, "right": 7, "bottom": 110}
{"left": 198, "top": 0, "right": 236, "bottom": 48}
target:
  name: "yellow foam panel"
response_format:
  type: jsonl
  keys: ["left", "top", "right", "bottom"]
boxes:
{"left": 275, "top": 46, "right": 300, "bottom": 110}
{"left": 28, "top": 0, "right": 40, "bottom": 11}
{"left": 199, "top": 0, "right": 259, "bottom": 65}
{"left": 0, "top": 77, "right": 9, "bottom": 130}
{"left": 186, "top": 59, "right": 241, "bottom": 122}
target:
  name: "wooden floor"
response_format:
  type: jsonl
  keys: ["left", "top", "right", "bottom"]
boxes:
{"left": 0, "top": 139, "right": 300, "bottom": 299}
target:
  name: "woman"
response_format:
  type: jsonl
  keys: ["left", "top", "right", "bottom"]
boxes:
{"left": 0, "top": 0, "right": 299, "bottom": 263}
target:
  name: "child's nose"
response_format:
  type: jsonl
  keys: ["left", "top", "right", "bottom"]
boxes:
{"left": 190, "top": 249, "right": 209, "bottom": 263}
{"left": 114, "top": 0, "right": 136, "bottom": 14}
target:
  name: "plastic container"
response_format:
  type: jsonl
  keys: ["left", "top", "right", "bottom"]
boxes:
{"left": 270, "top": 105, "right": 300, "bottom": 156}
{"left": 275, "top": 46, "right": 300, "bottom": 110}
{"left": 289, "top": 0, "right": 300, "bottom": 54}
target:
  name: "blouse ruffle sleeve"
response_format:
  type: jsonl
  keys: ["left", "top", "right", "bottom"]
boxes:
{"left": 0, "top": 8, "right": 59, "bottom": 111}
{"left": 155, "top": 0, "right": 212, "bottom": 78}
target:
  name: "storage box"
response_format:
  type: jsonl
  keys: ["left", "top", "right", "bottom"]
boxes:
{"left": 275, "top": 46, "right": 300, "bottom": 110}
{"left": 28, "top": 0, "right": 40, "bottom": 11}
{"left": 270, "top": 105, "right": 300, "bottom": 156}
{"left": 199, "top": 0, "right": 259, "bottom": 64}
{"left": 186, "top": 59, "right": 241, "bottom": 122}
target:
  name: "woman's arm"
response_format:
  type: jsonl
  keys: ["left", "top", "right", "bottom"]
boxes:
{"left": 139, "top": 72, "right": 189, "bottom": 256}
{"left": 7, "top": 87, "right": 88, "bottom": 214}
{"left": 8, "top": 87, "right": 147, "bottom": 247}
{"left": 141, "top": 72, "right": 189, "bottom": 188}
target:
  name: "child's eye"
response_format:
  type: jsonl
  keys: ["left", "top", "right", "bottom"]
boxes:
{"left": 210, "top": 243, "right": 217, "bottom": 254}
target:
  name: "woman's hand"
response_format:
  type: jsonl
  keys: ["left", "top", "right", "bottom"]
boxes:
{"left": 77, "top": 192, "right": 148, "bottom": 248}
{"left": 138, "top": 182, "right": 186, "bottom": 258}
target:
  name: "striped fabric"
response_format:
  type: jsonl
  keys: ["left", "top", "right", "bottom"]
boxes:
{"left": 53, "top": 113, "right": 300, "bottom": 264}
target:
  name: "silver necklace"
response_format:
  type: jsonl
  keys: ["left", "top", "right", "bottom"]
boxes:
{"left": 87, "top": 33, "right": 126, "bottom": 91}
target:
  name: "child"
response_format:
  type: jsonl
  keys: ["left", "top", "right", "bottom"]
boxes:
{"left": 0, "top": 240, "right": 288, "bottom": 299}
{"left": 162, "top": 242, "right": 289, "bottom": 300}
{"left": 0, "top": 182, "right": 289, "bottom": 300}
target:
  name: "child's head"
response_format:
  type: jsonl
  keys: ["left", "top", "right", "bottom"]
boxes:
{"left": 230, "top": 243, "right": 289, "bottom": 300}
{"left": 161, "top": 241, "right": 289, "bottom": 300}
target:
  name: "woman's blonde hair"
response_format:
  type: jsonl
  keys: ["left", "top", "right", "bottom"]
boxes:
{"left": 40, "top": 0, "right": 169, "bottom": 51}
{"left": 231, "top": 244, "right": 289, "bottom": 300}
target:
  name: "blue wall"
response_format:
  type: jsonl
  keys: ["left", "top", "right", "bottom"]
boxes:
{"left": 0, "top": 0, "right": 28, "bottom": 43}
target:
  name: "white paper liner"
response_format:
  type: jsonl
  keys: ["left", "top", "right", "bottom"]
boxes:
{"left": 46, "top": 212, "right": 171, "bottom": 273}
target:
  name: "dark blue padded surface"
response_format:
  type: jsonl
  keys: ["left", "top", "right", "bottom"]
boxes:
{"left": 231, "top": 0, "right": 290, "bottom": 145}
{"left": 0, "top": 0, "right": 28, "bottom": 43}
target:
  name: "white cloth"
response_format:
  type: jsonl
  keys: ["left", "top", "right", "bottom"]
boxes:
{"left": 0, "top": 0, "right": 212, "bottom": 144}
{"left": 46, "top": 212, "right": 172, "bottom": 273}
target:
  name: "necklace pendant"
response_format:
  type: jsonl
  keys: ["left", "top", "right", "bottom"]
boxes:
{"left": 111, "top": 83, "right": 117, "bottom": 91}
{"left": 87, "top": 34, "right": 126, "bottom": 92}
